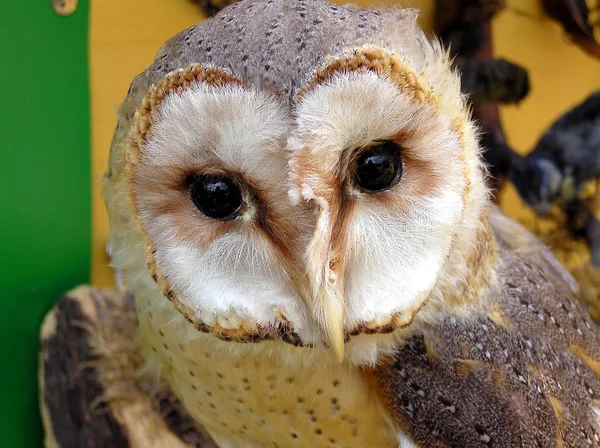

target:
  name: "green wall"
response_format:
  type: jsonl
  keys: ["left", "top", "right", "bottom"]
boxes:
{"left": 0, "top": 2, "right": 90, "bottom": 446}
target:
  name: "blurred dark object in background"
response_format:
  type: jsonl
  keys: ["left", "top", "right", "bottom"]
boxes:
{"left": 511, "top": 90, "right": 600, "bottom": 215}
{"left": 564, "top": 196, "right": 600, "bottom": 266}
{"left": 459, "top": 58, "right": 530, "bottom": 105}
{"left": 192, "top": 0, "right": 239, "bottom": 16}
{"left": 542, "top": 0, "right": 600, "bottom": 59}
{"left": 437, "top": 0, "right": 600, "bottom": 267}
{"left": 434, "top": 0, "right": 530, "bottom": 198}
{"left": 435, "top": 0, "right": 507, "bottom": 58}
{"left": 479, "top": 116, "right": 523, "bottom": 194}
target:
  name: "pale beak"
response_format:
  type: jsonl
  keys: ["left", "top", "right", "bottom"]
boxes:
{"left": 313, "top": 267, "right": 345, "bottom": 363}
{"left": 300, "top": 190, "right": 346, "bottom": 362}
{"left": 321, "top": 302, "right": 346, "bottom": 363}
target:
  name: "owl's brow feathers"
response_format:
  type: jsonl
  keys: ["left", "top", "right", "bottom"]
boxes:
{"left": 295, "top": 46, "right": 435, "bottom": 104}
{"left": 293, "top": 46, "right": 472, "bottom": 224}
{"left": 125, "top": 45, "right": 480, "bottom": 345}
{"left": 128, "top": 65, "right": 247, "bottom": 147}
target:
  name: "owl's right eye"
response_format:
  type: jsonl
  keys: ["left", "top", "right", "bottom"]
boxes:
{"left": 188, "top": 174, "right": 243, "bottom": 221}
{"left": 354, "top": 140, "right": 403, "bottom": 192}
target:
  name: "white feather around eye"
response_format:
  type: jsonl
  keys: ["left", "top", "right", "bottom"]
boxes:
{"left": 343, "top": 189, "right": 463, "bottom": 324}
{"left": 118, "top": 80, "right": 327, "bottom": 346}
{"left": 288, "top": 68, "right": 476, "bottom": 329}
{"left": 147, "top": 82, "right": 292, "bottom": 177}
{"left": 155, "top": 233, "right": 307, "bottom": 329}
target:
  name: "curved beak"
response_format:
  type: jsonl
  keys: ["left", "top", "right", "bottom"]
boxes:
{"left": 312, "top": 278, "right": 345, "bottom": 363}
{"left": 298, "top": 189, "right": 346, "bottom": 363}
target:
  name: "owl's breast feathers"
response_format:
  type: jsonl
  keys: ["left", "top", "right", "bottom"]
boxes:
{"left": 369, "top": 209, "right": 600, "bottom": 447}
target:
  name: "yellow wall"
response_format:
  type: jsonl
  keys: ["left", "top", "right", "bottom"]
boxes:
{"left": 90, "top": 0, "right": 205, "bottom": 286}
{"left": 494, "top": 2, "right": 600, "bottom": 224}
{"left": 90, "top": 1, "right": 600, "bottom": 286}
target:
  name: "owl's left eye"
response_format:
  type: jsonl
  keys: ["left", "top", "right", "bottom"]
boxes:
{"left": 354, "top": 140, "right": 403, "bottom": 192}
{"left": 188, "top": 174, "right": 243, "bottom": 221}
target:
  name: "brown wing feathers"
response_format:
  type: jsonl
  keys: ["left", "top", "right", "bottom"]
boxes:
{"left": 370, "top": 241, "right": 600, "bottom": 447}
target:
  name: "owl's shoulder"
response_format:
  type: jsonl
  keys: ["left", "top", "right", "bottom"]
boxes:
{"left": 488, "top": 203, "right": 579, "bottom": 295}
{"left": 369, "top": 207, "right": 600, "bottom": 447}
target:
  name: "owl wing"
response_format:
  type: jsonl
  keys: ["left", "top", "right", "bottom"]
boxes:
{"left": 486, "top": 204, "right": 579, "bottom": 295}
{"left": 369, "top": 210, "right": 600, "bottom": 447}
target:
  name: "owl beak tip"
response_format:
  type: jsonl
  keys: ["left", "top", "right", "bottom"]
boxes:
{"left": 319, "top": 297, "right": 346, "bottom": 363}
{"left": 331, "top": 339, "right": 345, "bottom": 364}
{"left": 325, "top": 326, "right": 345, "bottom": 363}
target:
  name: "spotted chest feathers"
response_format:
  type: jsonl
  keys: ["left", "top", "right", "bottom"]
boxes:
{"left": 137, "top": 297, "right": 398, "bottom": 448}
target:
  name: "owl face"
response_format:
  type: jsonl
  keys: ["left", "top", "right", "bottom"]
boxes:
{"left": 125, "top": 45, "right": 483, "bottom": 362}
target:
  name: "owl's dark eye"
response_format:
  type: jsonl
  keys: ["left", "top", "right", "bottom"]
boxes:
{"left": 189, "top": 174, "right": 243, "bottom": 221}
{"left": 354, "top": 140, "right": 403, "bottom": 192}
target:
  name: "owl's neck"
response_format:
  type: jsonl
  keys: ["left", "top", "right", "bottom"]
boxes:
{"left": 426, "top": 206, "right": 498, "bottom": 320}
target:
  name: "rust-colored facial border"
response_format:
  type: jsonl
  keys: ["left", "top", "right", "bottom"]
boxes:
{"left": 125, "top": 65, "right": 309, "bottom": 346}
{"left": 292, "top": 45, "right": 482, "bottom": 337}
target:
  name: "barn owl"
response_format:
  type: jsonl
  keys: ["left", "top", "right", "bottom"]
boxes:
{"left": 103, "top": 0, "right": 600, "bottom": 446}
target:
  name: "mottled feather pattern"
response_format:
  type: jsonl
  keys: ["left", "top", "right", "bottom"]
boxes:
{"left": 373, "top": 238, "right": 600, "bottom": 447}
{"left": 101, "top": 1, "right": 600, "bottom": 447}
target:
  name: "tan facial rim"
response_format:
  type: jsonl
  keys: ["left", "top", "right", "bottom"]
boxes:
{"left": 126, "top": 65, "right": 308, "bottom": 346}
{"left": 296, "top": 45, "right": 437, "bottom": 105}
{"left": 125, "top": 45, "right": 475, "bottom": 346}
{"left": 293, "top": 45, "right": 476, "bottom": 337}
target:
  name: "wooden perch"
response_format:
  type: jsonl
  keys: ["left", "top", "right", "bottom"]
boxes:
{"left": 39, "top": 286, "right": 217, "bottom": 448}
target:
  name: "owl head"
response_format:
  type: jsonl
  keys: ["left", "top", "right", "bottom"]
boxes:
{"left": 105, "top": 0, "right": 495, "bottom": 365}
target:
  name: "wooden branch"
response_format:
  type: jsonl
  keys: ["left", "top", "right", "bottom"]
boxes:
{"left": 39, "top": 286, "right": 217, "bottom": 448}
{"left": 434, "top": 0, "right": 506, "bottom": 58}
